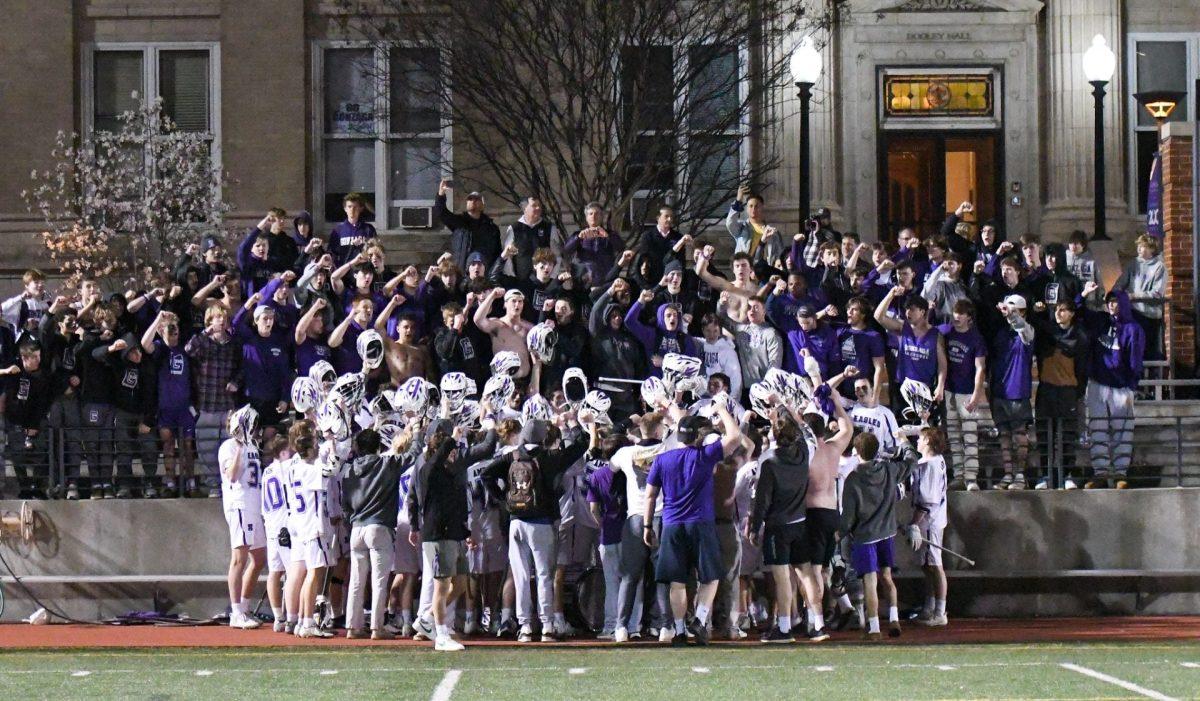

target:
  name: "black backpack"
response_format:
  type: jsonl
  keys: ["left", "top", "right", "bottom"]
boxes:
{"left": 506, "top": 456, "right": 541, "bottom": 515}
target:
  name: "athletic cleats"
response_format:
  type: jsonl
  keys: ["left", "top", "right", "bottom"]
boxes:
{"left": 230, "top": 612, "right": 261, "bottom": 630}
{"left": 497, "top": 618, "right": 518, "bottom": 639}
{"left": 273, "top": 619, "right": 287, "bottom": 633}
{"left": 863, "top": 630, "right": 882, "bottom": 642}
{"left": 613, "top": 626, "right": 629, "bottom": 643}
{"left": 921, "top": 614, "right": 948, "bottom": 627}
{"left": 435, "top": 635, "right": 465, "bottom": 651}
{"left": 346, "top": 628, "right": 370, "bottom": 639}
{"left": 412, "top": 618, "right": 434, "bottom": 641}
{"left": 371, "top": 629, "right": 396, "bottom": 640}
{"left": 888, "top": 621, "right": 902, "bottom": 638}
{"left": 830, "top": 608, "right": 855, "bottom": 632}
{"left": 670, "top": 633, "right": 689, "bottom": 647}
{"left": 689, "top": 619, "right": 710, "bottom": 646}
{"left": 463, "top": 618, "right": 480, "bottom": 636}
{"left": 807, "top": 627, "right": 830, "bottom": 642}
{"left": 517, "top": 625, "right": 534, "bottom": 643}
{"left": 761, "top": 626, "right": 794, "bottom": 644}
{"left": 658, "top": 628, "right": 674, "bottom": 643}
{"left": 540, "top": 631, "right": 558, "bottom": 643}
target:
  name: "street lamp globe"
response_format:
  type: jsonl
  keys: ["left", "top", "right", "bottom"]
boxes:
{"left": 790, "top": 35, "right": 823, "bottom": 86}
{"left": 1082, "top": 34, "right": 1116, "bottom": 83}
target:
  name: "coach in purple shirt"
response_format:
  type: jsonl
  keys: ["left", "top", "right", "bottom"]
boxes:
{"left": 643, "top": 402, "right": 742, "bottom": 646}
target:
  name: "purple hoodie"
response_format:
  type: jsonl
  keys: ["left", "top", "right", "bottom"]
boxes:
{"left": 1079, "top": 290, "right": 1145, "bottom": 390}
{"left": 624, "top": 301, "right": 698, "bottom": 375}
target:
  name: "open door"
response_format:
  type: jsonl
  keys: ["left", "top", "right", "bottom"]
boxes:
{"left": 880, "top": 132, "right": 1001, "bottom": 241}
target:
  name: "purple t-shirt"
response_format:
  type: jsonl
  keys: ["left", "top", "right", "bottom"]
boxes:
{"left": 647, "top": 440, "right": 724, "bottom": 525}
{"left": 897, "top": 322, "right": 940, "bottom": 388}
{"left": 837, "top": 326, "right": 885, "bottom": 389}
{"left": 296, "top": 336, "right": 333, "bottom": 378}
{"left": 938, "top": 324, "right": 987, "bottom": 396}
{"left": 153, "top": 339, "right": 191, "bottom": 410}
{"left": 991, "top": 326, "right": 1034, "bottom": 401}
{"left": 585, "top": 463, "right": 625, "bottom": 546}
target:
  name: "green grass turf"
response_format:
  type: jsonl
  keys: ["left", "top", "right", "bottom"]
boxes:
{"left": 1, "top": 642, "right": 1198, "bottom": 700}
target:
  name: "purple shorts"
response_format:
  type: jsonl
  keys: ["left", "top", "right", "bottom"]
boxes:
{"left": 850, "top": 536, "right": 895, "bottom": 575}
{"left": 157, "top": 405, "right": 197, "bottom": 438}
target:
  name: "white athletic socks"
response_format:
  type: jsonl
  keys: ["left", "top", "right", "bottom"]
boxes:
{"left": 272, "top": 607, "right": 285, "bottom": 621}
{"left": 777, "top": 615, "right": 791, "bottom": 634}
{"left": 673, "top": 618, "right": 686, "bottom": 635}
{"left": 809, "top": 608, "right": 825, "bottom": 631}
{"left": 867, "top": 616, "right": 881, "bottom": 634}
{"left": 287, "top": 614, "right": 298, "bottom": 624}
{"left": 888, "top": 606, "right": 899, "bottom": 623}
{"left": 436, "top": 624, "right": 452, "bottom": 638}
{"left": 836, "top": 594, "right": 853, "bottom": 612}
{"left": 935, "top": 599, "right": 946, "bottom": 616}
{"left": 302, "top": 616, "right": 314, "bottom": 629}
{"left": 695, "top": 604, "right": 710, "bottom": 626}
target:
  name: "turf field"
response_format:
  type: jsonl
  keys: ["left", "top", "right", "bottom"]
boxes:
{"left": 2, "top": 643, "right": 1199, "bottom": 700}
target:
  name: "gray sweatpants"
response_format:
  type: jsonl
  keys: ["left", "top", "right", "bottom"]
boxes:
{"left": 509, "top": 519, "right": 557, "bottom": 628}
{"left": 1086, "top": 383, "right": 1135, "bottom": 476}
{"left": 346, "top": 524, "right": 395, "bottom": 632}
{"left": 617, "top": 514, "right": 669, "bottom": 631}
{"left": 712, "top": 521, "right": 742, "bottom": 633}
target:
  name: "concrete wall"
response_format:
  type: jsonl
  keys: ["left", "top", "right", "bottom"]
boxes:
{"left": 3, "top": 490, "right": 1200, "bottom": 621}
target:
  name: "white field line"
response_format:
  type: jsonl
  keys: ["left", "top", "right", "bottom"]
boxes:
{"left": 16, "top": 659, "right": 1196, "bottom": 677}
{"left": 1059, "top": 663, "right": 1177, "bottom": 701}
{"left": 430, "top": 669, "right": 462, "bottom": 701}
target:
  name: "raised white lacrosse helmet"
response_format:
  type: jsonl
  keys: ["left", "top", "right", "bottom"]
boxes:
{"left": 490, "top": 350, "right": 522, "bottom": 377}
{"left": 308, "top": 360, "right": 337, "bottom": 389}
{"left": 440, "top": 372, "right": 471, "bottom": 413}
{"left": 526, "top": 322, "right": 558, "bottom": 364}
{"left": 356, "top": 329, "right": 385, "bottom": 371}
{"left": 483, "top": 374, "right": 515, "bottom": 407}
{"left": 522, "top": 394, "right": 555, "bottom": 422}
{"left": 291, "top": 377, "right": 322, "bottom": 414}
{"left": 582, "top": 390, "right": 612, "bottom": 425}
{"left": 640, "top": 376, "right": 668, "bottom": 407}
{"left": 331, "top": 372, "right": 367, "bottom": 409}
{"left": 562, "top": 367, "right": 588, "bottom": 405}
{"left": 662, "top": 353, "right": 702, "bottom": 394}
{"left": 397, "top": 376, "right": 431, "bottom": 415}
{"left": 316, "top": 400, "right": 351, "bottom": 442}
{"left": 227, "top": 405, "right": 260, "bottom": 445}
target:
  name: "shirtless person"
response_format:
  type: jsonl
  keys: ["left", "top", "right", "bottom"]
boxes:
{"left": 695, "top": 245, "right": 762, "bottom": 324}
{"left": 374, "top": 302, "right": 432, "bottom": 385}
{"left": 800, "top": 382, "right": 854, "bottom": 641}
{"left": 473, "top": 288, "right": 533, "bottom": 380}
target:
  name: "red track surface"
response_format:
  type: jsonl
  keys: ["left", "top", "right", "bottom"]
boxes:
{"left": 1, "top": 617, "right": 1198, "bottom": 649}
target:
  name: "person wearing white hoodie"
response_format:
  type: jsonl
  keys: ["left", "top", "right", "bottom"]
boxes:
{"left": 695, "top": 314, "right": 743, "bottom": 400}
{"left": 1113, "top": 234, "right": 1165, "bottom": 360}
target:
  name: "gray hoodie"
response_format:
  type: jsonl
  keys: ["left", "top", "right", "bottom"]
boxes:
{"left": 839, "top": 445, "right": 917, "bottom": 545}
{"left": 716, "top": 307, "right": 782, "bottom": 388}
{"left": 340, "top": 454, "right": 407, "bottom": 529}
{"left": 1114, "top": 254, "right": 1165, "bottom": 319}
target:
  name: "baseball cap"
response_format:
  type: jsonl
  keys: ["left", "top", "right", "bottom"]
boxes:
{"left": 504, "top": 289, "right": 525, "bottom": 302}
{"left": 796, "top": 304, "right": 816, "bottom": 318}
{"left": 252, "top": 305, "right": 275, "bottom": 322}
{"left": 201, "top": 236, "right": 222, "bottom": 253}
{"left": 520, "top": 419, "right": 549, "bottom": 446}
{"left": 466, "top": 252, "right": 486, "bottom": 266}
{"left": 466, "top": 191, "right": 483, "bottom": 200}
{"left": 1002, "top": 294, "right": 1027, "bottom": 310}
{"left": 424, "top": 418, "right": 454, "bottom": 441}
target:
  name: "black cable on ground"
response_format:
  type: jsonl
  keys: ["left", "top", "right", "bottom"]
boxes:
{"left": 0, "top": 546, "right": 96, "bottom": 625}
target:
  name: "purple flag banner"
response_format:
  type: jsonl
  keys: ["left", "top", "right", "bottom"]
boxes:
{"left": 1146, "top": 150, "right": 1163, "bottom": 238}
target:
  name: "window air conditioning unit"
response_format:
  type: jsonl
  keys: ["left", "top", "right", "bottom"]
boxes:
{"left": 399, "top": 206, "right": 433, "bottom": 229}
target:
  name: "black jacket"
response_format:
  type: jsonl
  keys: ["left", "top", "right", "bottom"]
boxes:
{"left": 408, "top": 431, "right": 498, "bottom": 541}
{"left": 436, "top": 193, "right": 501, "bottom": 270}
{"left": 750, "top": 442, "right": 810, "bottom": 531}
{"left": 3, "top": 368, "right": 54, "bottom": 429}
{"left": 480, "top": 433, "right": 588, "bottom": 522}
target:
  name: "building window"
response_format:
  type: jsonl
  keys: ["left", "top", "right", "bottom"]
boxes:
{"left": 85, "top": 44, "right": 218, "bottom": 151}
{"left": 1127, "top": 34, "right": 1199, "bottom": 214}
{"left": 621, "top": 43, "right": 748, "bottom": 223}
{"left": 316, "top": 44, "right": 449, "bottom": 230}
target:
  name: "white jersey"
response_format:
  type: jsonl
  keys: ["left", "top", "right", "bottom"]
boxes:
{"left": 219, "top": 439, "right": 261, "bottom": 511}
{"left": 397, "top": 462, "right": 416, "bottom": 526}
{"left": 850, "top": 404, "right": 900, "bottom": 456}
{"left": 912, "top": 455, "right": 948, "bottom": 530}
{"left": 260, "top": 459, "right": 290, "bottom": 536}
{"left": 733, "top": 459, "right": 760, "bottom": 525}
{"left": 836, "top": 454, "right": 860, "bottom": 513}
{"left": 612, "top": 442, "right": 665, "bottom": 517}
{"left": 288, "top": 457, "right": 332, "bottom": 543}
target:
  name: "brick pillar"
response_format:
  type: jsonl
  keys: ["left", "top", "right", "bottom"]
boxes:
{"left": 1160, "top": 122, "right": 1195, "bottom": 373}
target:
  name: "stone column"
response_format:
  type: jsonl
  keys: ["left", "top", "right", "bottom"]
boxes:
{"left": 1040, "top": 0, "right": 1126, "bottom": 239}
{"left": 1160, "top": 122, "right": 1195, "bottom": 372}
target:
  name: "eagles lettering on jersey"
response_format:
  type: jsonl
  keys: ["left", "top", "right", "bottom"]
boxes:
{"left": 704, "top": 350, "right": 721, "bottom": 367}
{"left": 270, "top": 346, "right": 283, "bottom": 358}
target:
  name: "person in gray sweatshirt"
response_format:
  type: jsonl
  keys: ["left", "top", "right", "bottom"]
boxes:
{"left": 1113, "top": 234, "right": 1165, "bottom": 360}
{"left": 840, "top": 431, "right": 917, "bottom": 641}
{"left": 339, "top": 428, "right": 406, "bottom": 639}
{"left": 716, "top": 294, "right": 782, "bottom": 392}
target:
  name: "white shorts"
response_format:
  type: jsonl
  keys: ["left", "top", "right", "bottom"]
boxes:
{"left": 225, "top": 507, "right": 266, "bottom": 550}
{"left": 393, "top": 522, "right": 421, "bottom": 574}
{"left": 920, "top": 525, "right": 945, "bottom": 568}
{"left": 266, "top": 535, "right": 291, "bottom": 573}
{"left": 297, "top": 537, "right": 333, "bottom": 569}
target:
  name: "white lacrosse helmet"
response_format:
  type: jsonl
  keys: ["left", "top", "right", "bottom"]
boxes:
{"left": 483, "top": 374, "right": 516, "bottom": 407}
{"left": 490, "top": 350, "right": 522, "bottom": 377}
{"left": 640, "top": 376, "right": 668, "bottom": 407}
{"left": 397, "top": 376, "right": 430, "bottom": 415}
{"left": 662, "top": 353, "right": 702, "bottom": 394}
{"left": 291, "top": 377, "right": 322, "bottom": 414}
{"left": 749, "top": 382, "right": 774, "bottom": 417}
{"left": 376, "top": 421, "right": 404, "bottom": 451}
{"left": 227, "top": 405, "right": 260, "bottom": 445}
{"left": 356, "top": 329, "right": 385, "bottom": 371}
{"left": 526, "top": 322, "right": 558, "bottom": 364}
{"left": 441, "top": 372, "right": 472, "bottom": 412}
{"left": 331, "top": 372, "right": 367, "bottom": 409}
{"left": 562, "top": 367, "right": 589, "bottom": 405}
{"left": 522, "top": 394, "right": 555, "bottom": 422}
{"left": 316, "top": 400, "right": 351, "bottom": 442}
{"left": 900, "top": 378, "right": 934, "bottom": 423}
{"left": 455, "top": 399, "right": 482, "bottom": 430}
{"left": 308, "top": 360, "right": 337, "bottom": 389}
{"left": 369, "top": 391, "right": 396, "bottom": 422}
{"left": 582, "top": 390, "right": 612, "bottom": 425}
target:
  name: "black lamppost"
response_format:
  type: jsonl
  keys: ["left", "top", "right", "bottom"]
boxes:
{"left": 790, "top": 36, "right": 823, "bottom": 228}
{"left": 1082, "top": 34, "right": 1116, "bottom": 241}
